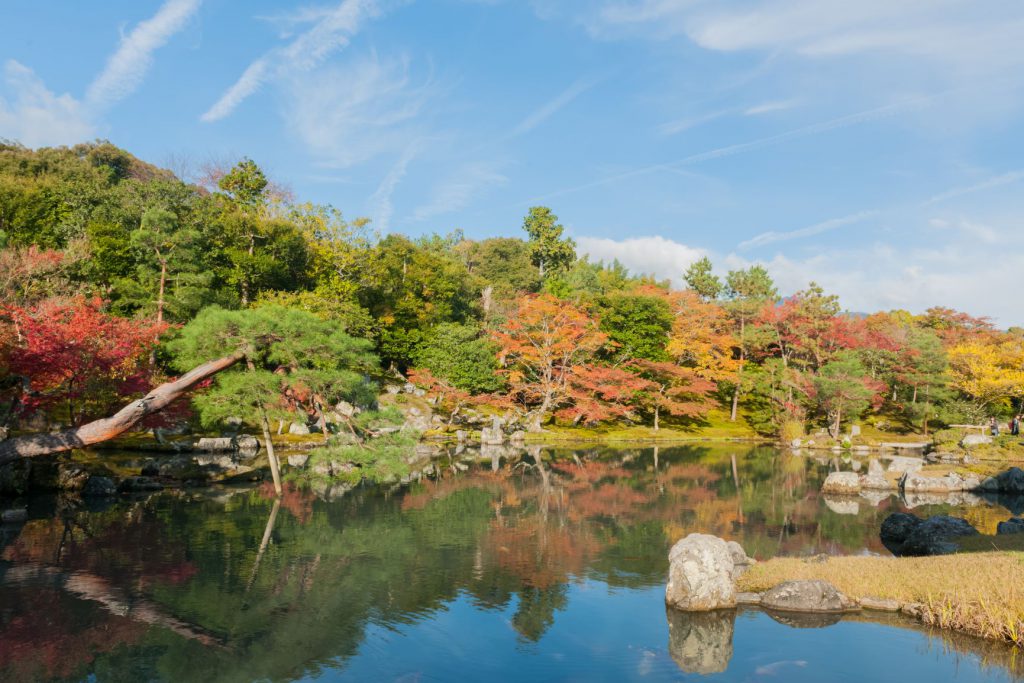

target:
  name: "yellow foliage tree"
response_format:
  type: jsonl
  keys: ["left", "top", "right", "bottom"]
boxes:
{"left": 947, "top": 339, "right": 1024, "bottom": 407}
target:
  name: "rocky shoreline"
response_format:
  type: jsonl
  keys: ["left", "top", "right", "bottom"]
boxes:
{"left": 664, "top": 532, "right": 1024, "bottom": 655}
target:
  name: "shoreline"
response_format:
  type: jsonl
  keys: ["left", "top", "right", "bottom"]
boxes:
{"left": 735, "top": 550, "right": 1024, "bottom": 648}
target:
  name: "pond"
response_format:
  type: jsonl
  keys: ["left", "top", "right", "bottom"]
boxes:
{"left": 1, "top": 444, "right": 1020, "bottom": 682}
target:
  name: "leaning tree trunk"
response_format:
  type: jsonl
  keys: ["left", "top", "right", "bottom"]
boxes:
{"left": 0, "top": 351, "right": 245, "bottom": 464}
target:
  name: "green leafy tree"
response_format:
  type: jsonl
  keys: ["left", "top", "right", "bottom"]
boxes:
{"left": 522, "top": 206, "right": 576, "bottom": 279}
{"left": 413, "top": 323, "right": 503, "bottom": 393}
{"left": 597, "top": 292, "right": 672, "bottom": 361}
{"left": 358, "top": 234, "right": 479, "bottom": 369}
{"left": 170, "top": 306, "right": 378, "bottom": 493}
{"left": 217, "top": 158, "right": 268, "bottom": 208}
{"left": 683, "top": 256, "right": 722, "bottom": 300}
{"left": 814, "top": 351, "right": 880, "bottom": 438}
{"left": 724, "top": 265, "right": 777, "bottom": 420}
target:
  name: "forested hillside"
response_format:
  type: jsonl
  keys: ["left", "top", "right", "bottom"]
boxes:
{"left": 2, "top": 140, "right": 1021, "bottom": 442}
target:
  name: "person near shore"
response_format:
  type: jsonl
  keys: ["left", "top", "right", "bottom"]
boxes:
{"left": 990, "top": 417, "right": 1000, "bottom": 436}
{"left": 1012, "top": 415, "right": 1021, "bottom": 437}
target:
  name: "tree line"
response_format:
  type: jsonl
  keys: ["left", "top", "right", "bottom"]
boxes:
{"left": 1, "top": 140, "right": 1022, "bottom": 443}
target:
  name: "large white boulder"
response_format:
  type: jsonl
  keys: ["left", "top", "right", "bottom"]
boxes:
{"left": 665, "top": 533, "right": 737, "bottom": 611}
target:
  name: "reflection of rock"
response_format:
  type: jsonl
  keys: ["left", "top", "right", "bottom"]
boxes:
{"left": 880, "top": 512, "right": 978, "bottom": 556}
{"left": 978, "top": 492, "right": 1024, "bottom": 515}
{"left": 821, "top": 472, "right": 861, "bottom": 494}
{"left": 764, "top": 609, "right": 843, "bottom": 628}
{"left": 760, "top": 580, "right": 856, "bottom": 613}
{"left": 823, "top": 495, "right": 859, "bottom": 515}
{"left": 997, "top": 517, "right": 1024, "bottom": 534}
{"left": 665, "top": 534, "right": 737, "bottom": 610}
{"left": 665, "top": 607, "right": 734, "bottom": 675}
{"left": 867, "top": 458, "right": 884, "bottom": 475}
{"left": 886, "top": 456, "right": 924, "bottom": 473}
{"left": 901, "top": 490, "right": 982, "bottom": 508}
{"left": 859, "top": 489, "right": 893, "bottom": 506}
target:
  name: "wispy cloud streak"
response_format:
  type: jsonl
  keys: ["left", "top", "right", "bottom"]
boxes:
{"left": 511, "top": 76, "right": 600, "bottom": 136}
{"left": 738, "top": 210, "right": 877, "bottom": 249}
{"left": 202, "top": 0, "right": 392, "bottom": 122}
{"left": 86, "top": 0, "right": 202, "bottom": 110}
{"left": 525, "top": 95, "right": 933, "bottom": 205}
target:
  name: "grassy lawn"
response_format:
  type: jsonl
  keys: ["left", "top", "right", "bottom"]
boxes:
{"left": 738, "top": 549, "right": 1024, "bottom": 646}
{"left": 531, "top": 408, "right": 764, "bottom": 443}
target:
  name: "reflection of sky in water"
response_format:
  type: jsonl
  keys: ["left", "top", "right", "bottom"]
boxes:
{"left": 336, "top": 583, "right": 1016, "bottom": 682}
{"left": 1, "top": 444, "right": 1021, "bottom": 681}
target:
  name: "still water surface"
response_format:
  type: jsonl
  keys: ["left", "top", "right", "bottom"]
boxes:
{"left": 1, "top": 444, "right": 1020, "bottom": 681}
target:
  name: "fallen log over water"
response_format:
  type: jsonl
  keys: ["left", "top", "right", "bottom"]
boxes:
{"left": 0, "top": 351, "right": 245, "bottom": 464}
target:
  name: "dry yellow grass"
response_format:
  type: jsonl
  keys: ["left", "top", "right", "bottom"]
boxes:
{"left": 737, "top": 551, "right": 1024, "bottom": 646}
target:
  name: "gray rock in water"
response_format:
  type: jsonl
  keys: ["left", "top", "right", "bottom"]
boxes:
{"left": 666, "top": 608, "right": 735, "bottom": 675}
{"left": 881, "top": 512, "right": 978, "bottom": 556}
{"left": 860, "top": 473, "right": 893, "bottom": 490}
{"left": 665, "top": 533, "right": 737, "bottom": 611}
{"left": 994, "top": 468, "right": 1024, "bottom": 493}
{"left": 234, "top": 435, "right": 260, "bottom": 453}
{"left": 83, "top": 476, "right": 117, "bottom": 497}
{"left": 821, "top": 471, "right": 861, "bottom": 495}
{"left": 901, "top": 471, "right": 971, "bottom": 493}
{"left": 997, "top": 517, "right": 1024, "bottom": 534}
{"left": 760, "top": 580, "right": 856, "bottom": 613}
{"left": 1, "top": 508, "right": 28, "bottom": 524}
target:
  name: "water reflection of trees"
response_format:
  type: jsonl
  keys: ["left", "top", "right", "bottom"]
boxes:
{"left": 0, "top": 444, "right": 1003, "bottom": 681}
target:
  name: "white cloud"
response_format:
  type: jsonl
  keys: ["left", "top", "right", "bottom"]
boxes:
{"left": 368, "top": 144, "right": 419, "bottom": 232}
{"left": 85, "top": 0, "right": 202, "bottom": 110}
{"left": 744, "top": 99, "right": 800, "bottom": 115}
{"left": 511, "top": 76, "right": 600, "bottom": 136}
{"left": 411, "top": 162, "right": 507, "bottom": 222}
{"left": 202, "top": 0, "right": 391, "bottom": 122}
{"left": 923, "top": 170, "right": 1024, "bottom": 205}
{"left": 738, "top": 210, "right": 877, "bottom": 249}
{"left": 723, "top": 209, "right": 1024, "bottom": 325}
{"left": 0, "top": 61, "right": 94, "bottom": 147}
{"left": 575, "top": 234, "right": 706, "bottom": 286}
{"left": 283, "top": 54, "right": 434, "bottom": 167}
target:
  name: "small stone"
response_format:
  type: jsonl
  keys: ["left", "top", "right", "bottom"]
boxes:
{"left": 860, "top": 596, "right": 901, "bottom": 612}
{"left": 57, "top": 464, "right": 90, "bottom": 491}
{"left": 288, "top": 422, "right": 311, "bottom": 436}
{"left": 736, "top": 592, "right": 762, "bottom": 605}
{"left": 287, "top": 454, "right": 309, "bottom": 467}
{"left": 760, "top": 580, "right": 856, "bottom": 613}
{"left": 901, "top": 602, "right": 925, "bottom": 618}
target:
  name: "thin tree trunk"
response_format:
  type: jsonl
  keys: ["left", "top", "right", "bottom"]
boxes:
{"left": 156, "top": 259, "right": 167, "bottom": 324}
{"left": 258, "top": 409, "right": 282, "bottom": 496}
{"left": 731, "top": 320, "right": 745, "bottom": 421}
{"left": 0, "top": 352, "right": 245, "bottom": 464}
{"left": 653, "top": 406, "right": 660, "bottom": 431}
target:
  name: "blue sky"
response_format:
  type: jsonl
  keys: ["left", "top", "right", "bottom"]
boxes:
{"left": 3, "top": 1, "right": 1024, "bottom": 324}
